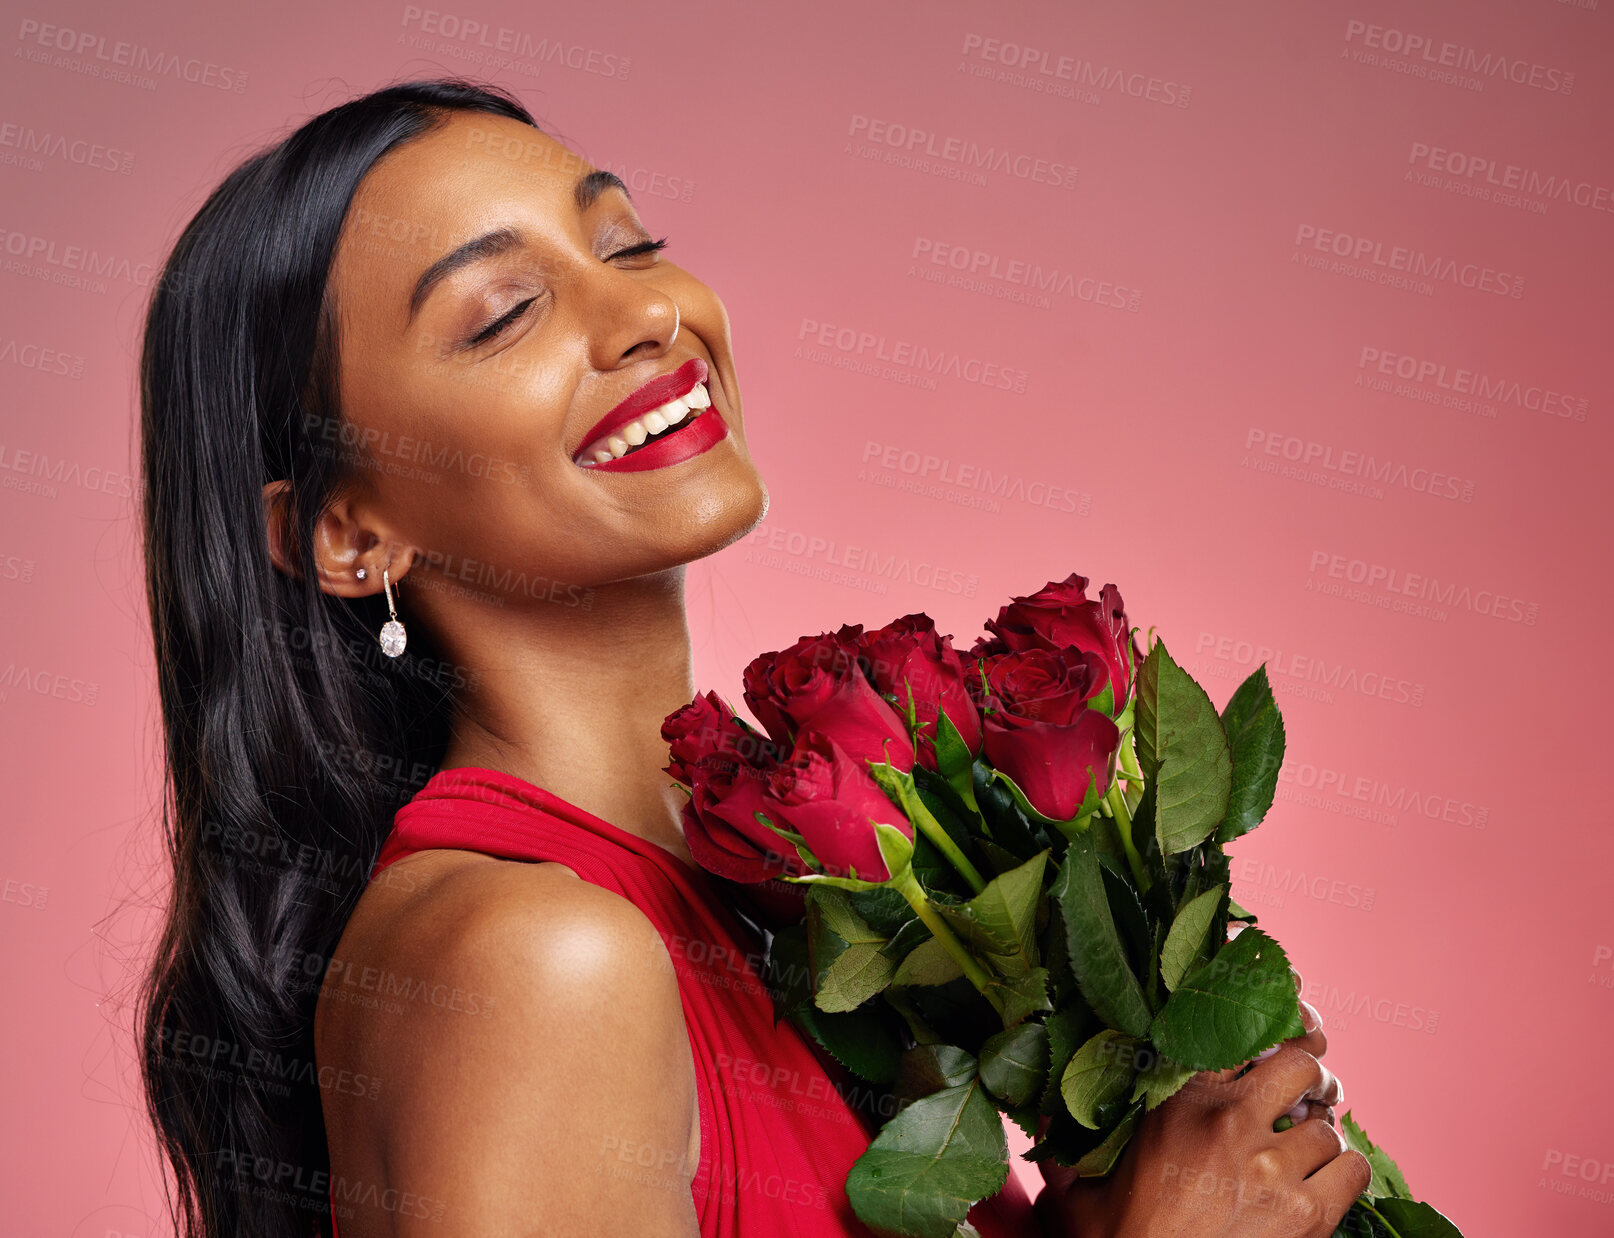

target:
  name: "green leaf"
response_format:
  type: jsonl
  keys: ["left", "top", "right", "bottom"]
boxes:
{"left": 892, "top": 936, "right": 966, "bottom": 988}
{"left": 986, "top": 966, "right": 1053, "bottom": 1028}
{"left": 1226, "top": 895, "right": 1257, "bottom": 924}
{"left": 1161, "top": 885, "right": 1226, "bottom": 993}
{"left": 764, "top": 920, "right": 813, "bottom": 1024}
{"left": 1149, "top": 927, "right": 1304, "bottom": 1071}
{"left": 807, "top": 887, "right": 898, "bottom": 1013}
{"left": 1051, "top": 834, "right": 1152, "bottom": 1038}
{"left": 1097, "top": 856, "right": 1152, "bottom": 995}
{"left": 1129, "top": 1049, "right": 1197, "bottom": 1110}
{"left": 933, "top": 850, "right": 1048, "bottom": 981}
{"left": 1340, "top": 1112, "right": 1413, "bottom": 1200}
{"left": 1134, "top": 639, "right": 1233, "bottom": 854}
{"left": 894, "top": 1044, "right": 977, "bottom": 1100}
{"left": 978, "top": 1022, "right": 1049, "bottom": 1107}
{"left": 1039, "top": 1004, "right": 1097, "bottom": 1116}
{"left": 1071, "top": 1099, "right": 1143, "bottom": 1177}
{"left": 797, "top": 1003, "right": 904, "bottom": 1083}
{"left": 1371, "top": 1200, "right": 1464, "bottom": 1237}
{"left": 845, "top": 1079, "right": 1009, "bottom": 1238}
{"left": 1218, "top": 664, "right": 1286, "bottom": 843}
{"left": 1061, "top": 1030, "right": 1139, "bottom": 1129}
{"left": 933, "top": 708, "right": 980, "bottom": 813}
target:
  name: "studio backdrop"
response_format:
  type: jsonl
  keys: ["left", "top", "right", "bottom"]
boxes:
{"left": 1, "top": 1, "right": 1610, "bottom": 1235}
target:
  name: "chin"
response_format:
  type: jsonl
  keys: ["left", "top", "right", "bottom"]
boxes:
{"left": 680, "top": 471, "right": 768, "bottom": 563}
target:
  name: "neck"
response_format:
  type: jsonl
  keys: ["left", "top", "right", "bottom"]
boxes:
{"left": 412, "top": 564, "right": 698, "bottom": 864}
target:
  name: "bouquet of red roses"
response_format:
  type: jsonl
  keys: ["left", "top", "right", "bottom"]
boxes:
{"left": 662, "top": 572, "right": 1461, "bottom": 1238}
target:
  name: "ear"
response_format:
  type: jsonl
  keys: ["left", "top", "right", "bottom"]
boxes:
{"left": 261, "top": 480, "right": 414, "bottom": 598}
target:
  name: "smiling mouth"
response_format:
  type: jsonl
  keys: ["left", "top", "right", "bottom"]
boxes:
{"left": 576, "top": 380, "right": 714, "bottom": 466}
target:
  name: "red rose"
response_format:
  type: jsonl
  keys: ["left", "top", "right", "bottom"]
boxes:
{"left": 682, "top": 754, "right": 807, "bottom": 883}
{"left": 764, "top": 730, "right": 914, "bottom": 881}
{"left": 981, "top": 573, "right": 1136, "bottom": 715}
{"left": 858, "top": 613, "right": 983, "bottom": 772}
{"left": 663, "top": 690, "right": 787, "bottom": 783}
{"left": 978, "top": 647, "right": 1121, "bottom": 821}
{"left": 663, "top": 692, "right": 803, "bottom": 883}
{"left": 741, "top": 629, "right": 916, "bottom": 772}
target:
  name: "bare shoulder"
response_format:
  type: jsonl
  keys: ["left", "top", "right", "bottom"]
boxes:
{"left": 316, "top": 854, "right": 700, "bottom": 1236}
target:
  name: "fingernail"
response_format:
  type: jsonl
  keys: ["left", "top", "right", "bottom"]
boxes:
{"left": 1252, "top": 1044, "right": 1282, "bottom": 1065}
{"left": 1300, "top": 1000, "right": 1321, "bottom": 1031}
{"left": 1285, "top": 1102, "right": 1310, "bottom": 1123}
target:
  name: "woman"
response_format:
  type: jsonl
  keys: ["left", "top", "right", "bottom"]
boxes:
{"left": 136, "top": 78, "right": 1368, "bottom": 1237}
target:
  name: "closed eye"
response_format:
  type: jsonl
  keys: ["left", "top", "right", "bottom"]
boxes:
{"left": 608, "top": 236, "right": 670, "bottom": 262}
{"left": 460, "top": 237, "right": 670, "bottom": 349}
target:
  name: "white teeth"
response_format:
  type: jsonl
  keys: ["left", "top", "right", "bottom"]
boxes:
{"left": 578, "top": 381, "right": 712, "bottom": 466}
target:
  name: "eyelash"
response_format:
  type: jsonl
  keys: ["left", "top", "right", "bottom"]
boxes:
{"left": 463, "top": 236, "right": 671, "bottom": 348}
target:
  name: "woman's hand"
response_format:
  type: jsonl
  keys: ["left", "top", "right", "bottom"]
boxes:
{"left": 1034, "top": 983, "right": 1370, "bottom": 1238}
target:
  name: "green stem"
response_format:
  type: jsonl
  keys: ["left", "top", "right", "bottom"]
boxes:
{"left": 910, "top": 803, "right": 987, "bottom": 895}
{"left": 1117, "top": 733, "right": 1144, "bottom": 783}
{"left": 1106, "top": 781, "right": 1150, "bottom": 892}
{"left": 890, "top": 868, "right": 996, "bottom": 997}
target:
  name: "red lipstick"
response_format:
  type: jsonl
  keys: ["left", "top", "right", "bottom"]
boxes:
{"left": 572, "top": 357, "right": 708, "bottom": 465}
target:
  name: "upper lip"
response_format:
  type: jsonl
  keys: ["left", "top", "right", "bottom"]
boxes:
{"left": 571, "top": 357, "right": 709, "bottom": 462}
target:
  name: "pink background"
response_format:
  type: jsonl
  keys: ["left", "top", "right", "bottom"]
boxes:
{"left": 2, "top": 1, "right": 1611, "bottom": 1233}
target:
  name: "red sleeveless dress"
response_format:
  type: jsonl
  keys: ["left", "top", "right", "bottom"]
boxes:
{"left": 330, "top": 765, "right": 1038, "bottom": 1237}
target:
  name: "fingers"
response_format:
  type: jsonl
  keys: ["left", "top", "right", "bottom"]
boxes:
{"left": 1276, "top": 1114, "right": 1349, "bottom": 1179}
{"left": 1303, "top": 1147, "right": 1373, "bottom": 1228}
{"left": 1231, "top": 1044, "right": 1335, "bottom": 1126}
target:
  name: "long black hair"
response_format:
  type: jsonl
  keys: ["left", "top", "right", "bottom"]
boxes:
{"left": 137, "top": 78, "right": 537, "bottom": 1237}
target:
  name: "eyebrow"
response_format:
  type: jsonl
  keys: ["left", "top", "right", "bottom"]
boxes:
{"left": 406, "top": 169, "right": 634, "bottom": 323}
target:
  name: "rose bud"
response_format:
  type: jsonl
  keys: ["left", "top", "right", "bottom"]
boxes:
{"left": 979, "top": 647, "right": 1122, "bottom": 821}
{"left": 764, "top": 730, "right": 915, "bottom": 881}
{"left": 858, "top": 613, "right": 983, "bottom": 771}
{"left": 741, "top": 629, "right": 915, "bottom": 771}
{"left": 982, "top": 573, "right": 1136, "bottom": 717}
{"left": 662, "top": 690, "right": 787, "bottom": 786}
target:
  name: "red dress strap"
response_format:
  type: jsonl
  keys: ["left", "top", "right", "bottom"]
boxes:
{"left": 328, "top": 765, "right": 1037, "bottom": 1237}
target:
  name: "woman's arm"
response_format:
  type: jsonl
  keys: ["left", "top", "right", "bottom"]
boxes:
{"left": 317, "top": 860, "right": 702, "bottom": 1236}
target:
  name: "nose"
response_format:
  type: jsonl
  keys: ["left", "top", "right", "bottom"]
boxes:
{"left": 582, "top": 262, "right": 680, "bottom": 372}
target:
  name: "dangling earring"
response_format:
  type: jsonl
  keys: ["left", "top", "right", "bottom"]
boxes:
{"left": 379, "top": 567, "right": 407, "bottom": 658}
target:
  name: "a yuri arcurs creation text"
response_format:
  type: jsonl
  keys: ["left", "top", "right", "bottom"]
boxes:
{"left": 662, "top": 572, "right": 1462, "bottom": 1238}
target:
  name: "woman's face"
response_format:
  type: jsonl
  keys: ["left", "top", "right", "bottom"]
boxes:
{"left": 323, "top": 110, "right": 766, "bottom": 598}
